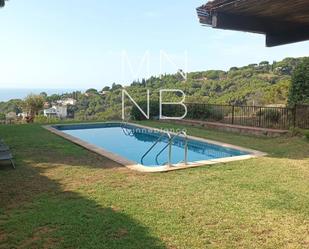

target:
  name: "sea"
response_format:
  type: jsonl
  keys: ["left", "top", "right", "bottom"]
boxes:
{"left": 0, "top": 88, "right": 84, "bottom": 102}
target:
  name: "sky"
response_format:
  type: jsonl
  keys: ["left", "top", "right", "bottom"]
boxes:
{"left": 0, "top": 0, "right": 308, "bottom": 90}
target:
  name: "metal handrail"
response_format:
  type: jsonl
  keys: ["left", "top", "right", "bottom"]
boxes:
{"left": 155, "top": 131, "right": 188, "bottom": 166}
{"left": 141, "top": 132, "right": 171, "bottom": 165}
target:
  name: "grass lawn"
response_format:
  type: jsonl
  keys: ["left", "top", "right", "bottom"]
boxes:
{"left": 0, "top": 121, "right": 308, "bottom": 249}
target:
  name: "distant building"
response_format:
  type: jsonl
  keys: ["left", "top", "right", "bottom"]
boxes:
{"left": 17, "top": 112, "right": 28, "bottom": 119}
{"left": 56, "top": 98, "right": 77, "bottom": 106}
{"left": 44, "top": 98, "right": 76, "bottom": 119}
{"left": 44, "top": 104, "right": 67, "bottom": 119}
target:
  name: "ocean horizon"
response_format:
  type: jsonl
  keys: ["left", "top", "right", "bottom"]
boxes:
{"left": 0, "top": 88, "right": 85, "bottom": 102}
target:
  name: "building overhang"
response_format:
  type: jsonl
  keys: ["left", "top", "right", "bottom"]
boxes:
{"left": 196, "top": 0, "right": 309, "bottom": 47}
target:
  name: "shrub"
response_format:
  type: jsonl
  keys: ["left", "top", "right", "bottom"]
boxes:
{"left": 131, "top": 103, "right": 225, "bottom": 121}
{"left": 0, "top": 112, "right": 5, "bottom": 121}
{"left": 207, "top": 106, "right": 224, "bottom": 121}
{"left": 34, "top": 115, "right": 60, "bottom": 124}
{"left": 187, "top": 105, "right": 209, "bottom": 120}
{"left": 131, "top": 101, "right": 160, "bottom": 120}
{"left": 95, "top": 109, "right": 121, "bottom": 121}
{"left": 288, "top": 57, "right": 309, "bottom": 105}
{"left": 304, "top": 130, "right": 309, "bottom": 141}
{"left": 257, "top": 109, "right": 281, "bottom": 123}
{"left": 187, "top": 104, "right": 224, "bottom": 121}
{"left": 288, "top": 127, "right": 303, "bottom": 137}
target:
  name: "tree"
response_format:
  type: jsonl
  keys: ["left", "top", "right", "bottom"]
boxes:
{"left": 259, "top": 61, "right": 269, "bottom": 66}
{"left": 111, "top": 83, "right": 122, "bottom": 91}
{"left": 288, "top": 57, "right": 309, "bottom": 105}
{"left": 22, "top": 94, "right": 45, "bottom": 122}
{"left": 40, "top": 92, "right": 48, "bottom": 98}
{"left": 102, "top": 86, "right": 110, "bottom": 91}
{"left": 85, "top": 88, "right": 99, "bottom": 95}
{"left": 0, "top": 112, "right": 5, "bottom": 121}
{"left": 0, "top": 0, "right": 5, "bottom": 8}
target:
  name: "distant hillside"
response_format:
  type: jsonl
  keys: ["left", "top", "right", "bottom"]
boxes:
{"left": 137, "top": 57, "right": 303, "bottom": 106}
{"left": 0, "top": 57, "right": 307, "bottom": 120}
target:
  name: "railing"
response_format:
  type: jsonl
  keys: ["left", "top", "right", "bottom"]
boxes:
{"left": 141, "top": 132, "right": 171, "bottom": 165}
{"left": 155, "top": 131, "right": 188, "bottom": 166}
{"left": 162, "top": 103, "right": 309, "bottom": 130}
{"left": 141, "top": 131, "right": 188, "bottom": 167}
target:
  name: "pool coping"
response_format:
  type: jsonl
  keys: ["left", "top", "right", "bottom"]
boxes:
{"left": 43, "top": 122, "right": 267, "bottom": 173}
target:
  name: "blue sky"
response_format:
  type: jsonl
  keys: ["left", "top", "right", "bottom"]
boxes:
{"left": 0, "top": 0, "right": 308, "bottom": 90}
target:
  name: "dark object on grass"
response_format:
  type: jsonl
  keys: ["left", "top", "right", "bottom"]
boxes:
{"left": 0, "top": 140, "right": 15, "bottom": 169}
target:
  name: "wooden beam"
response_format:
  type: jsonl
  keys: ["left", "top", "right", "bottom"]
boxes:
{"left": 212, "top": 12, "right": 309, "bottom": 46}
{"left": 266, "top": 27, "right": 309, "bottom": 47}
{"left": 212, "top": 12, "right": 268, "bottom": 34}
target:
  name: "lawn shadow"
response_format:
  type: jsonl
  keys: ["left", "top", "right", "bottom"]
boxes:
{"left": 0, "top": 125, "right": 167, "bottom": 248}
{"left": 0, "top": 159, "right": 167, "bottom": 249}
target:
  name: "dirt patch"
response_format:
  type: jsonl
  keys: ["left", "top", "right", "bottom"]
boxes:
{"left": 112, "top": 228, "right": 129, "bottom": 239}
{"left": 19, "top": 226, "right": 61, "bottom": 249}
{"left": 0, "top": 231, "right": 7, "bottom": 242}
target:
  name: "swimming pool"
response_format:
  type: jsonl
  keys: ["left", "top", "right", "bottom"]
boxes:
{"left": 46, "top": 122, "right": 265, "bottom": 172}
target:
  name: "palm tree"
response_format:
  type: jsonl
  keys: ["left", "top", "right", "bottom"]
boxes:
{"left": 0, "top": 0, "right": 6, "bottom": 8}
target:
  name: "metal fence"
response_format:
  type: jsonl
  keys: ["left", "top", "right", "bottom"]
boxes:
{"left": 162, "top": 103, "right": 309, "bottom": 130}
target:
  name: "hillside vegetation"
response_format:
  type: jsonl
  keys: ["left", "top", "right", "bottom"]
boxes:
{"left": 0, "top": 57, "right": 307, "bottom": 121}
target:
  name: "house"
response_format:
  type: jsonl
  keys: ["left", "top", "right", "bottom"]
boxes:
{"left": 17, "top": 112, "right": 28, "bottom": 119}
{"left": 44, "top": 104, "right": 67, "bottom": 119}
{"left": 56, "top": 98, "right": 77, "bottom": 106}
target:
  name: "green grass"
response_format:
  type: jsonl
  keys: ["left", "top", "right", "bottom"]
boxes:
{"left": 0, "top": 121, "right": 308, "bottom": 249}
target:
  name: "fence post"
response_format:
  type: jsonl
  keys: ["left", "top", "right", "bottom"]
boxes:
{"left": 232, "top": 105, "right": 235, "bottom": 125}
{"left": 258, "top": 107, "right": 262, "bottom": 127}
{"left": 293, "top": 105, "right": 297, "bottom": 128}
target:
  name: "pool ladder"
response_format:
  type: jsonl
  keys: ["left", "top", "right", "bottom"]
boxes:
{"left": 141, "top": 131, "right": 188, "bottom": 167}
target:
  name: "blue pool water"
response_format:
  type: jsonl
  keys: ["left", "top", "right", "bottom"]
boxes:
{"left": 55, "top": 123, "right": 248, "bottom": 167}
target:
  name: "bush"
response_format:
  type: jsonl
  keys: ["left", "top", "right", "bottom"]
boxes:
{"left": 131, "top": 101, "right": 160, "bottom": 120}
{"left": 187, "top": 104, "right": 224, "bottom": 121}
{"left": 257, "top": 109, "right": 281, "bottom": 123}
{"left": 288, "top": 127, "right": 303, "bottom": 137}
{"left": 304, "top": 130, "right": 309, "bottom": 141}
{"left": 288, "top": 57, "right": 309, "bottom": 105}
{"left": 95, "top": 109, "right": 121, "bottom": 121}
{"left": 0, "top": 112, "right": 5, "bottom": 121}
{"left": 34, "top": 115, "right": 60, "bottom": 124}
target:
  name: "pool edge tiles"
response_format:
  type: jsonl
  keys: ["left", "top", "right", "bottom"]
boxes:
{"left": 43, "top": 122, "right": 267, "bottom": 173}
